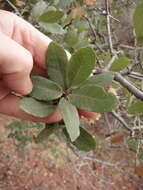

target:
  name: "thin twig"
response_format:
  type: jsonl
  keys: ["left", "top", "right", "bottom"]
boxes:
{"left": 134, "top": 117, "right": 142, "bottom": 166}
{"left": 104, "top": 0, "right": 118, "bottom": 71}
{"left": 133, "top": 125, "right": 143, "bottom": 130}
{"left": 5, "top": 0, "right": 21, "bottom": 16}
{"left": 83, "top": 15, "right": 105, "bottom": 53}
{"left": 111, "top": 111, "right": 133, "bottom": 132}
{"left": 83, "top": 16, "right": 97, "bottom": 40}
{"left": 105, "top": 0, "right": 114, "bottom": 56}
{"left": 103, "top": 113, "right": 112, "bottom": 131}
{"left": 129, "top": 72, "right": 143, "bottom": 78}
{"left": 93, "top": 67, "right": 143, "bottom": 101}
{"left": 114, "top": 72, "right": 143, "bottom": 101}
{"left": 84, "top": 156, "right": 119, "bottom": 168}
{"left": 138, "top": 61, "right": 143, "bottom": 71}
{"left": 104, "top": 54, "right": 117, "bottom": 70}
{"left": 109, "top": 15, "right": 120, "bottom": 23}
{"left": 128, "top": 75, "right": 143, "bottom": 80}
{"left": 119, "top": 44, "right": 135, "bottom": 50}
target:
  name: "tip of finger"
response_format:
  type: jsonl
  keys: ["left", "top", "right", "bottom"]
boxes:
{"left": 4, "top": 77, "right": 33, "bottom": 95}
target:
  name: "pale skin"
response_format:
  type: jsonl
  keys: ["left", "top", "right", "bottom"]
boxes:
{"left": 0, "top": 10, "right": 98, "bottom": 123}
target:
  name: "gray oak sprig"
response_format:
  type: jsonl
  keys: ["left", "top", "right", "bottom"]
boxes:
{"left": 20, "top": 42, "right": 118, "bottom": 151}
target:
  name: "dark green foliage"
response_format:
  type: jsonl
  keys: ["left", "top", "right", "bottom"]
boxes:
{"left": 6, "top": 120, "right": 45, "bottom": 149}
{"left": 35, "top": 123, "right": 60, "bottom": 143}
{"left": 63, "top": 127, "right": 96, "bottom": 152}
{"left": 39, "top": 10, "right": 64, "bottom": 23}
{"left": 133, "top": 1, "right": 143, "bottom": 44}
{"left": 109, "top": 57, "right": 130, "bottom": 72}
{"left": 20, "top": 42, "right": 117, "bottom": 150}
{"left": 128, "top": 100, "right": 143, "bottom": 115}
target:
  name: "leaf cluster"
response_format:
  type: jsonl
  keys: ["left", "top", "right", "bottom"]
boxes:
{"left": 20, "top": 42, "right": 117, "bottom": 151}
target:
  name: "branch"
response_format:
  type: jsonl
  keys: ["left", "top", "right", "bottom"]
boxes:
{"left": 104, "top": 0, "right": 118, "bottom": 71}
{"left": 83, "top": 15, "right": 105, "bottom": 53}
{"left": 84, "top": 156, "right": 119, "bottom": 168}
{"left": 114, "top": 72, "right": 143, "bottom": 100}
{"left": 105, "top": 0, "right": 114, "bottom": 56}
{"left": 5, "top": 0, "right": 21, "bottom": 16}
{"left": 93, "top": 68, "right": 143, "bottom": 101}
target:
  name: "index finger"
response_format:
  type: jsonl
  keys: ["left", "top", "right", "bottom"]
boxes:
{"left": 0, "top": 94, "right": 62, "bottom": 123}
{"left": 0, "top": 10, "right": 52, "bottom": 69}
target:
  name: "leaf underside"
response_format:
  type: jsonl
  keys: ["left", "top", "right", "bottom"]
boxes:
{"left": 20, "top": 97, "right": 56, "bottom": 118}
{"left": 29, "top": 75, "right": 63, "bottom": 101}
{"left": 59, "top": 98, "right": 80, "bottom": 142}
{"left": 39, "top": 22, "right": 65, "bottom": 34}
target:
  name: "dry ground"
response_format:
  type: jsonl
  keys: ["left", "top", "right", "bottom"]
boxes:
{"left": 0, "top": 114, "right": 142, "bottom": 190}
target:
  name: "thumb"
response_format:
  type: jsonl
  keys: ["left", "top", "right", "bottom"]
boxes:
{"left": 0, "top": 33, "right": 33, "bottom": 95}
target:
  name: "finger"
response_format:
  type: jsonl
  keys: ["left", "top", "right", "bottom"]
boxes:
{"left": 0, "top": 10, "right": 51, "bottom": 68}
{"left": 78, "top": 109, "right": 101, "bottom": 120}
{"left": 0, "top": 33, "right": 33, "bottom": 95}
{"left": 0, "top": 81, "right": 10, "bottom": 100}
{"left": 31, "top": 64, "right": 47, "bottom": 77}
{"left": 0, "top": 94, "right": 62, "bottom": 123}
{"left": 0, "top": 10, "right": 71, "bottom": 70}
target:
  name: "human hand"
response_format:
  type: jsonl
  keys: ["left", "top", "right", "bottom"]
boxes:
{"left": 0, "top": 10, "right": 62, "bottom": 123}
{"left": 0, "top": 10, "right": 99, "bottom": 122}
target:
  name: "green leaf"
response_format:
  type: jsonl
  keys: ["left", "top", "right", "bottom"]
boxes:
{"left": 82, "top": 73, "right": 114, "bottom": 88}
{"left": 63, "top": 127, "right": 96, "bottom": 151}
{"left": 139, "top": 151, "right": 143, "bottom": 160}
{"left": 133, "top": 1, "right": 143, "bottom": 44}
{"left": 68, "top": 85, "right": 117, "bottom": 113}
{"left": 59, "top": 98, "right": 80, "bottom": 142}
{"left": 39, "top": 10, "right": 64, "bottom": 23}
{"left": 6, "top": 120, "right": 23, "bottom": 131}
{"left": 39, "top": 23, "right": 65, "bottom": 34}
{"left": 29, "top": 76, "right": 63, "bottom": 101}
{"left": 11, "top": 0, "right": 16, "bottom": 5}
{"left": 46, "top": 42, "right": 68, "bottom": 89}
{"left": 20, "top": 97, "right": 56, "bottom": 118}
{"left": 109, "top": 57, "right": 130, "bottom": 72}
{"left": 6, "top": 120, "right": 42, "bottom": 131}
{"left": 57, "top": 0, "right": 74, "bottom": 9}
{"left": 127, "top": 138, "right": 139, "bottom": 152}
{"left": 31, "top": 0, "right": 47, "bottom": 19}
{"left": 68, "top": 47, "right": 96, "bottom": 88}
{"left": 128, "top": 100, "right": 143, "bottom": 115}
{"left": 64, "top": 30, "right": 79, "bottom": 48}
{"left": 35, "top": 124, "right": 60, "bottom": 143}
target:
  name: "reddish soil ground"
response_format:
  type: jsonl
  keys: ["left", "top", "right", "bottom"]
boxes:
{"left": 0, "top": 114, "right": 143, "bottom": 190}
